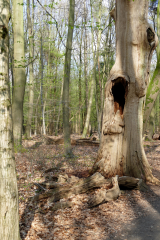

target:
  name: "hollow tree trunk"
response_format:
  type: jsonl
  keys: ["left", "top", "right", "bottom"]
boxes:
{"left": 92, "top": 0, "right": 158, "bottom": 183}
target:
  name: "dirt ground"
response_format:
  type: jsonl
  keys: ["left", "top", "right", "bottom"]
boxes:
{"left": 16, "top": 135, "right": 160, "bottom": 240}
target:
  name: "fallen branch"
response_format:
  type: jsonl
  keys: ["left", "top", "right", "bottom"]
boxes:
{"left": 32, "top": 173, "right": 147, "bottom": 203}
{"left": 48, "top": 172, "right": 110, "bottom": 203}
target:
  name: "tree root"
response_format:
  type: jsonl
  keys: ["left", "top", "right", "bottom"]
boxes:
{"left": 146, "top": 175, "right": 160, "bottom": 185}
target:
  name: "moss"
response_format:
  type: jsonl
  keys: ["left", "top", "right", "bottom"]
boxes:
{"left": 14, "top": 145, "right": 28, "bottom": 153}
{"left": 3, "top": 99, "right": 11, "bottom": 108}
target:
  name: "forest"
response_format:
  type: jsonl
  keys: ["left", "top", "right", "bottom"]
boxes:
{"left": 1, "top": 0, "right": 160, "bottom": 239}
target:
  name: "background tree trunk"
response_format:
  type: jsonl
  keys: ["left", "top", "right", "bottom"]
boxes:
{"left": 92, "top": 0, "right": 159, "bottom": 183}
{"left": 62, "top": 0, "right": 75, "bottom": 156}
{"left": 0, "top": 1, "right": 20, "bottom": 238}
{"left": 25, "top": 0, "right": 34, "bottom": 138}
{"left": 40, "top": 35, "right": 46, "bottom": 135}
{"left": 143, "top": 0, "right": 160, "bottom": 135}
{"left": 12, "top": 0, "right": 26, "bottom": 146}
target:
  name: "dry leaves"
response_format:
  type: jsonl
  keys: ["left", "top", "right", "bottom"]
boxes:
{"left": 16, "top": 136, "right": 160, "bottom": 239}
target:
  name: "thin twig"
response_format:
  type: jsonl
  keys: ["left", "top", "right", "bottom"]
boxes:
{"left": 36, "top": 0, "right": 67, "bottom": 48}
{"left": 33, "top": 182, "right": 47, "bottom": 191}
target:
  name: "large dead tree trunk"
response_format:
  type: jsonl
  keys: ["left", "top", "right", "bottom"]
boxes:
{"left": 91, "top": 0, "right": 159, "bottom": 183}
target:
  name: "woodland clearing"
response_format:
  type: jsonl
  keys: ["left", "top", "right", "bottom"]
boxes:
{"left": 17, "top": 135, "right": 160, "bottom": 240}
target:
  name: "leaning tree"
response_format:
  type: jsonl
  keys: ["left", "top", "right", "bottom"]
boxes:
{"left": 91, "top": 0, "right": 159, "bottom": 184}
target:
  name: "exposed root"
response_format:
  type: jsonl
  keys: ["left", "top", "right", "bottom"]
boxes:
{"left": 146, "top": 175, "right": 160, "bottom": 186}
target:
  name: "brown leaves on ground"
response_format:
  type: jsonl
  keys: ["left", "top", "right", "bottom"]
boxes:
{"left": 17, "top": 136, "right": 160, "bottom": 240}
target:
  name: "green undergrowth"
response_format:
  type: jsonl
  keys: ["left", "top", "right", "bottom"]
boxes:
{"left": 14, "top": 144, "right": 28, "bottom": 153}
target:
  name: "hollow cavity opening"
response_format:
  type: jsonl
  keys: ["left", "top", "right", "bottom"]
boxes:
{"left": 112, "top": 78, "right": 128, "bottom": 116}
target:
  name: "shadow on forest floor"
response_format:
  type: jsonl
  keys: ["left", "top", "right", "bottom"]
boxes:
{"left": 16, "top": 138, "right": 160, "bottom": 240}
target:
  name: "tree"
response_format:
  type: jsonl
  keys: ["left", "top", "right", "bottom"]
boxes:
{"left": 91, "top": 0, "right": 159, "bottom": 183}
{"left": 25, "top": 0, "right": 34, "bottom": 138}
{"left": 82, "top": 0, "right": 103, "bottom": 138}
{"left": 62, "top": 0, "right": 75, "bottom": 156}
{"left": 12, "top": 0, "right": 26, "bottom": 146}
{"left": 143, "top": 0, "right": 160, "bottom": 136}
{"left": 0, "top": 0, "right": 20, "bottom": 239}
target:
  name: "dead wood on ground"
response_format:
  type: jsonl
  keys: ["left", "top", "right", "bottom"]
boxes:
{"left": 43, "top": 135, "right": 99, "bottom": 146}
{"left": 31, "top": 172, "right": 147, "bottom": 211}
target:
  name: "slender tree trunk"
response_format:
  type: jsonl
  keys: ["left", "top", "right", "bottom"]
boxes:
{"left": 91, "top": 0, "right": 159, "bottom": 184}
{"left": 155, "top": 95, "right": 159, "bottom": 132}
{"left": 83, "top": 0, "right": 88, "bottom": 124}
{"left": 26, "top": 0, "right": 34, "bottom": 138}
{"left": 78, "top": 25, "right": 83, "bottom": 135}
{"left": 12, "top": 0, "right": 26, "bottom": 146}
{"left": 34, "top": 93, "right": 40, "bottom": 135}
{"left": 93, "top": 0, "right": 102, "bottom": 138}
{"left": 82, "top": 75, "right": 94, "bottom": 138}
{"left": 0, "top": 1, "right": 20, "bottom": 239}
{"left": 143, "top": 0, "right": 160, "bottom": 135}
{"left": 62, "top": 0, "right": 75, "bottom": 156}
{"left": 40, "top": 35, "right": 46, "bottom": 135}
{"left": 82, "top": 0, "right": 97, "bottom": 138}
{"left": 56, "top": 80, "right": 63, "bottom": 135}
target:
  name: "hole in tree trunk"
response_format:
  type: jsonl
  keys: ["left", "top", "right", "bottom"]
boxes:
{"left": 112, "top": 78, "right": 128, "bottom": 116}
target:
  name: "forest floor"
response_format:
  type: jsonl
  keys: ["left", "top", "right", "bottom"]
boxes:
{"left": 16, "top": 134, "right": 160, "bottom": 240}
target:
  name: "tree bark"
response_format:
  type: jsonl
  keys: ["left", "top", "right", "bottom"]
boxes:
{"left": 78, "top": 27, "right": 82, "bottom": 135}
{"left": 83, "top": 0, "right": 88, "bottom": 125}
{"left": 147, "top": 107, "right": 155, "bottom": 140}
{"left": 91, "top": 0, "right": 159, "bottom": 183}
{"left": 82, "top": 0, "right": 96, "bottom": 138}
{"left": 143, "top": 0, "right": 160, "bottom": 135}
{"left": 12, "top": 0, "right": 26, "bottom": 146}
{"left": 26, "top": 0, "right": 34, "bottom": 138}
{"left": 40, "top": 35, "right": 46, "bottom": 135}
{"left": 93, "top": 0, "right": 102, "bottom": 139}
{"left": 62, "top": 0, "right": 75, "bottom": 156}
{"left": 0, "top": 1, "right": 20, "bottom": 239}
{"left": 82, "top": 75, "right": 94, "bottom": 138}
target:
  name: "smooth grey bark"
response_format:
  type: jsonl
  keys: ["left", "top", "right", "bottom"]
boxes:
{"left": 82, "top": 0, "right": 97, "bottom": 138}
{"left": 78, "top": 28, "right": 82, "bottom": 135}
{"left": 0, "top": 1, "right": 20, "bottom": 239}
{"left": 12, "top": 0, "right": 26, "bottom": 146}
{"left": 93, "top": 0, "right": 102, "bottom": 139}
{"left": 62, "top": 0, "right": 75, "bottom": 156}
{"left": 40, "top": 35, "right": 46, "bottom": 135}
{"left": 26, "top": 0, "right": 34, "bottom": 138}
{"left": 83, "top": 0, "right": 88, "bottom": 124}
{"left": 55, "top": 80, "right": 63, "bottom": 135}
{"left": 82, "top": 75, "right": 94, "bottom": 138}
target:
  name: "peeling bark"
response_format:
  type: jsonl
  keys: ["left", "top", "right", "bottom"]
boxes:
{"left": 91, "top": 0, "right": 159, "bottom": 184}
